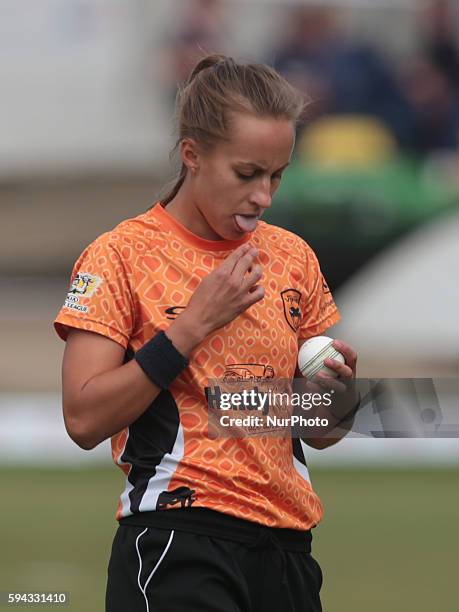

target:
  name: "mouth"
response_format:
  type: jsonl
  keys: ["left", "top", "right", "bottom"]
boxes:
{"left": 233, "top": 213, "right": 260, "bottom": 234}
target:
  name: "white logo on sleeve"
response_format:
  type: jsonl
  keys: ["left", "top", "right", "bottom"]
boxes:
{"left": 64, "top": 272, "right": 103, "bottom": 312}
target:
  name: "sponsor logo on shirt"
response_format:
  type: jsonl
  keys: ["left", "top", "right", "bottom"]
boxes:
{"left": 63, "top": 272, "right": 102, "bottom": 313}
{"left": 156, "top": 486, "right": 196, "bottom": 510}
{"left": 222, "top": 363, "right": 275, "bottom": 382}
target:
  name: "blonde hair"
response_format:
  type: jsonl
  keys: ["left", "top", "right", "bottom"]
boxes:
{"left": 161, "top": 54, "right": 305, "bottom": 204}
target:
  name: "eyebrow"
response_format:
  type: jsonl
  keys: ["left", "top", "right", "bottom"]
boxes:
{"left": 236, "top": 161, "right": 290, "bottom": 172}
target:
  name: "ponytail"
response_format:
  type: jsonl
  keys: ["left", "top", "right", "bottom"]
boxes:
{"left": 161, "top": 164, "right": 187, "bottom": 206}
{"left": 187, "top": 53, "right": 227, "bottom": 84}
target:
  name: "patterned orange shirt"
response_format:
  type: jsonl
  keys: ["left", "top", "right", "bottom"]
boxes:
{"left": 54, "top": 202, "right": 340, "bottom": 529}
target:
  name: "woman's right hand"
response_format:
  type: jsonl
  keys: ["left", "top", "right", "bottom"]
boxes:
{"left": 61, "top": 244, "right": 263, "bottom": 449}
{"left": 166, "top": 243, "right": 263, "bottom": 355}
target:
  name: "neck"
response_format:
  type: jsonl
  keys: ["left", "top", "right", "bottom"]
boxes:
{"left": 164, "top": 178, "right": 222, "bottom": 241}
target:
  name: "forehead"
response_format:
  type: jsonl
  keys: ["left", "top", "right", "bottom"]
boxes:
{"left": 217, "top": 112, "right": 295, "bottom": 166}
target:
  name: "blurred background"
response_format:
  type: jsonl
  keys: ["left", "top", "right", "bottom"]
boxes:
{"left": 1, "top": 0, "right": 458, "bottom": 610}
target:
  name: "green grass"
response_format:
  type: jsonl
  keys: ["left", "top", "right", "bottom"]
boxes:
{"left": 313, "top": 468, "right": 459, "bottom": 611}
{"left": 0, "top": 467, "right": 457, "bottom": 611}
{"left": 0, "top": 467, "right": 122, "bottom": 612}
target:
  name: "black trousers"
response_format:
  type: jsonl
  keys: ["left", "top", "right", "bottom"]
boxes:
{"left": 105, "top": 508, "right": 323, "bottom": 612}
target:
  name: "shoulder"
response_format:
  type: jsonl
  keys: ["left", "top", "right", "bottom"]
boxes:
{"left": 83, "top": 207, "right": 166, "bottom": 260}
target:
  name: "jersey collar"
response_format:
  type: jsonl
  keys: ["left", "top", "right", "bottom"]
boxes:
{"left": 150, "top": 202, "right": 253, "bottom": 251}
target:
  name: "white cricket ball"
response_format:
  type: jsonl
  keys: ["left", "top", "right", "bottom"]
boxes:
{"left": 298, "top": 336, "right": 345, "bottom": 380}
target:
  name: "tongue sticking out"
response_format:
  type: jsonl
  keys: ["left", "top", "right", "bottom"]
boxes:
{"left": 234, "top": 214, "right": 258, "bottom": 233}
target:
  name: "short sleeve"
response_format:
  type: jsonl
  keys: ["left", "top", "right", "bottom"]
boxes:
{"left": 298, "top": 244, "right": 341, "bottom": 340}
{"left": 54, "top": 234, "right": 135, "bottom": 349}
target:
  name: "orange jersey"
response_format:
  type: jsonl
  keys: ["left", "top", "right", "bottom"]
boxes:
{"left": 54, "top": 202, "right": 340, "bottom": 530}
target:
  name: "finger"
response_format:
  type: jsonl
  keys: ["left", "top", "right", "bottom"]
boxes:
{"left": 242, "top": 264, "right": 263, "bottom": 292}
{"left": 240, "top": 284, "right": 265, "bottom": 309}
{"left": 332, "top": 340, "right": 357, "bottom": 370}
{"left": 232, "top": 248, "right": 259, "bottom": 279}
{"left": 323, "top": 358, "right": 354, "bottom": 380}
{"left": 293, "top": 378, "right": 321, "bottom": 394}
{"left": 219, "top": 243, "right": 253, "bottom": 275}
{"left": 304, "top": 380, "right": 323, "bottom": 393}
{"left": 314, "top": 373, "right": 347, "bottom": 394}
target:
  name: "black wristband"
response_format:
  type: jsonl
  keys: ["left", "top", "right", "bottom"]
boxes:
{"left": 135, "top": 331, "right": 189, "bottom": 389}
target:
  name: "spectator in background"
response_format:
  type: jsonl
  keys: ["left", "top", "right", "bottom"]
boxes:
{"left": 400, "top": 56, "right": 459, "bottom": 154}
{"left": 397, "top": 0, "right": 459, "bottom": 154}
{"left": 158, "top": 0, "right": 228, "bottom": 102}
{"left": 421, "top": 0, "right": 459, "bottom": 91}
{"left": 271, "top": 6, "right": 414, "bottom": 148}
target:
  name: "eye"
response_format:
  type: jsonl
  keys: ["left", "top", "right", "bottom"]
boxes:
{"left": 236, "top": 171, "right": 255, "bottom": 180}
{"left": 271, "top": 173, "right": 283, "bottom": 182}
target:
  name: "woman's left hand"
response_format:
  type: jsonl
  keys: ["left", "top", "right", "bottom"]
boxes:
{"left": 313, "top": 339, "right": 358, "bottom": 395}
{"left": 301, "top": 339, "right": 360, "bottom": 446}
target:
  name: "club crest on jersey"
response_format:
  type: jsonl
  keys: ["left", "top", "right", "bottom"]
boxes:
{"left": 63, "top": 272, "right": 102, "bottom": 313}
{"left": 281, "top": 288, "right": 302, "bottom": 332}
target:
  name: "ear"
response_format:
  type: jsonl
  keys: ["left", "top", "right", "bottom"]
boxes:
{"left": 180, "top": 138, "right": 201, "bottom": 175}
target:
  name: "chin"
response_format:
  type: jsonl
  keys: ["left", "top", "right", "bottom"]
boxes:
{"left": 227, "top": 225, "right": 245, "bottom": 241}
{"left": 212, "top": 218, "right": 239, "bottom": 241}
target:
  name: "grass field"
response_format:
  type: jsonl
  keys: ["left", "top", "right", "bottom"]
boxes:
{"left": 1, "top": 466, "right": 457, "bottom": 611}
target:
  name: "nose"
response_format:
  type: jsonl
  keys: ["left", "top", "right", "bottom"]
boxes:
{"left": 249, "top": 178, "right": 272, "bottom": 211}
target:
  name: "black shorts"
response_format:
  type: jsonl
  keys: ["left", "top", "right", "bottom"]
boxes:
{"left": 105, "top": 508, "right": 323, "bottom": 612}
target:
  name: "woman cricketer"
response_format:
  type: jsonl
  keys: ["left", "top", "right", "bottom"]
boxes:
{"left": 54, "top": 55, "right": 359, "bottom": 612}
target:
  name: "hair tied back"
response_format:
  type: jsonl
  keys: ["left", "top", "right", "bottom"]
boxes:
{"left": 188, "top": 53, "right": 228, "bottom": 84}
